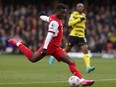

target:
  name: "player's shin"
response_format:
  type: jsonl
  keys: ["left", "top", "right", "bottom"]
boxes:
{"left": 84, "top": 54, "right": 90, "bottom": 67}
{"left": 68, "top": 62, "right": 82, "bottom": 79}
{"left": 18, "top": 44, "right": 33, "bottom": 61}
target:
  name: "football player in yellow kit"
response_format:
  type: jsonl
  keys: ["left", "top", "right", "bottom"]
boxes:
{"left": 65, "top": 3, "right": 95, "bottom": 73}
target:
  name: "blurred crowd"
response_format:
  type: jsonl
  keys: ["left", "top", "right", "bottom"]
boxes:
{"left": 0, "top": 1, "right": 116, "bottom": 54}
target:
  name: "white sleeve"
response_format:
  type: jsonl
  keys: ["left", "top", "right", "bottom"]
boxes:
{"left": 48, "top": 21, "right": 59, "bottom": 33}
{"left": 43, "top": 32, "right": 53, "bottom": 49}
{"left": 43, "top": 21, "right": 59, "bottom": 49}
{"left": 40, "top": 15, "right": 49, "bottom": 22}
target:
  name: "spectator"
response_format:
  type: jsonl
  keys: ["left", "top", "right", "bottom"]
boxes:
{"left": 0, "top": 1, "right": 116, "bottom": 54}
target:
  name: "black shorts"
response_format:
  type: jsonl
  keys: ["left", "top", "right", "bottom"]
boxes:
{"left": 66, "top": 36, "right": 87, "bottom": 47}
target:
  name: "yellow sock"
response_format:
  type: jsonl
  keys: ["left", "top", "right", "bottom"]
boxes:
{"left": 84, "top": 54, "right": 90, "bottom": 67}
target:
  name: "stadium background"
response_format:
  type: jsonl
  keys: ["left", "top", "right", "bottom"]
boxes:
{"left": 0, "top": 0, "right": 116, "bottom": 55}
{"left": 0, "top": 1, "right": 116, "bottom": 87}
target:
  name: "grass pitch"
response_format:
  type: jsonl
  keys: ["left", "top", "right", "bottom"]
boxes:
{"left": 0, "top": 55, "right": 116, "bottom": 87}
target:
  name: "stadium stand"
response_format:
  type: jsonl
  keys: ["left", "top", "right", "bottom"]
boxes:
{"left": 0, "top": 0, "right": 116, "bottom": 56}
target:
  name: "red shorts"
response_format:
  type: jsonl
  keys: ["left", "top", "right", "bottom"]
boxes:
{"left": 37, "top": 43, "right": 66, "bottom": 62}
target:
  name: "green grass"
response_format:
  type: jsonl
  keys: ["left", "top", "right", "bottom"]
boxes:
{"left": 0, "top": 55, "right": 116, "bottom": 87}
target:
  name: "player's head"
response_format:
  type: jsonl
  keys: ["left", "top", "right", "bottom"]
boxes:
{"left": 76, "top": 3, "right": 84, "bottom": 13}
{"left": 55, "top": 3, "right": 67, "bottom": 19}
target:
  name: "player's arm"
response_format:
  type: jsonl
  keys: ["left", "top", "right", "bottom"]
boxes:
{"left": 40, "top": 15, "right": 49, "bottom": 22}
{"left": 68, "top": 13, "right": 85, "bottom": 26}
{"left": 68, "top": 15, "right": 81, "bottom": 26}
{"left": 42, "top": 21, "right": 59, "bottom": 56}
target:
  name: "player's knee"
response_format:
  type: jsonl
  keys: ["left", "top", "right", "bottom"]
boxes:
{"left": 82, "top": 48, "right": 88, "bottom": 54}
{"left": 29, "top": 59, "right": 37, "bottom": 63}
{"left": 69, "top": 61, "right": 76, "bottom": 66}
{"left": 29, "top": 56, "right": 38, "bottom": 63}
{"left": 83, "top": 50, "right": 88, "bottom": 54}
{"left": 65, "top": 46, "right": 71, "bottom": 52}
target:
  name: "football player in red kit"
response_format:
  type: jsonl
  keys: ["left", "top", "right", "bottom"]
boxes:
{"left": 8, "top": 3, "right": 94, "bottom": 86}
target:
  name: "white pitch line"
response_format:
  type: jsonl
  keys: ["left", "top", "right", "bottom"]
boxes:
{"left": 0, "top": 79, "right": 116, "bottom": 85}
{"left": 95, "top": 78, "right": 116, "bottom": 81}
{"left": 0, "top": 81, "right": 67, "bottom": 85}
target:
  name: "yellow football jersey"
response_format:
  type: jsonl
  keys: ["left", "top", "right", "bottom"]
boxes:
{"left": 68, "top": 11, "right": 86, "bottom": 37}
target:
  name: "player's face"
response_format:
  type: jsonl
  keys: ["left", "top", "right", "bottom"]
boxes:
{"left": 57, "top": 9, "right": 67, "bottom": 19}
{"left": 76, "top": 4, "right": 84, "bottom": 13}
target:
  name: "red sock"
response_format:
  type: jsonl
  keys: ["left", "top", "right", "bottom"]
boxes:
{"left": 69, "top": 62, "right": 82, "bottom": 79}
{"left": 18, "top": 44, "right": 33, "bottom": 61}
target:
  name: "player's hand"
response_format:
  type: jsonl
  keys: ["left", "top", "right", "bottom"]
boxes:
{"left": 41, "top": 49, "right": 47, "bottom": 56}
{"left": 80, "top": 17, "right": 85, "bottom": 21}
{"left": 39, "top": 11, "right": 47, "bottom": 16}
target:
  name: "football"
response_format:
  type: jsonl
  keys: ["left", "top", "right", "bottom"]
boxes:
{"left": 68, "top": 76, "right": 80, "bottom": 87}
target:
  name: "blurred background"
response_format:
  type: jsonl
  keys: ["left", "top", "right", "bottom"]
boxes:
{"left": 0, "top": 0, "right": 116, "bottom": 56}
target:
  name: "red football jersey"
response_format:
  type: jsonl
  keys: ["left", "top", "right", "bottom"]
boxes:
{"left": 48, "top": 14, "right": 63, "bottom": 48}
{"left": 37, "top": 14, "right": 66, "bottom": 58}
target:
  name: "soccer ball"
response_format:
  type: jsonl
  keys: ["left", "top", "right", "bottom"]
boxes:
{"left": 68, "top": 76, "right": 80, "bottom": 87}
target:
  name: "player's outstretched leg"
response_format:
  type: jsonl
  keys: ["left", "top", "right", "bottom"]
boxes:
{"left": 60, "top": 54, "right": 95, "bottom": 86}
{"left": 8, "top": 39, "right": 33, "bottom": 61}
{"left": 69, "top": 62, "right": 94, "bottom": 86}
{"left": 49, "top": 56, "right": 55, "bottom": 65}
{"left": 8, "top": 39, "right": 42, "bottom": 62}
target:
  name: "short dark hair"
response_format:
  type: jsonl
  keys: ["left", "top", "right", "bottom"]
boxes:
{"left": 56, "top": 3, "right": 66, "bottom": 11}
